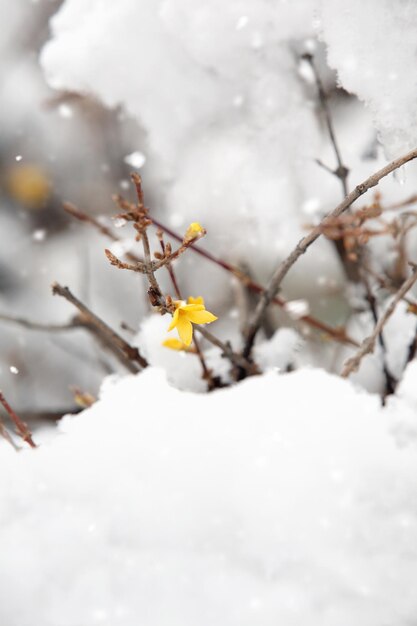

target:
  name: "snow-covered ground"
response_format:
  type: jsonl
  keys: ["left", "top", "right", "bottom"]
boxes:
{"left": 3, "top": 366, "right": 417, "bottom": 626}
{"left": 2, "top": 0, "right": 417, "bottom": 623}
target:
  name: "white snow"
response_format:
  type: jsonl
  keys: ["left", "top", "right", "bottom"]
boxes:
{"left": 2, "top": 366, "right": 417, "bottom": 625}
{"left": 123, "top": 150, "right": 146, "bottom": 169}
{"left": 320, "top": 0, "right": 417, "bottom": 158}
{"left": 4, "top": 5, "right": 417, "bottom": 622}
{"left": 40, "top": 0, "right": 328, "bottom": 287}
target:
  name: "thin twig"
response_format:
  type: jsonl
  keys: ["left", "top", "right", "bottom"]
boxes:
{"left": 64, "top": 202, "right": 142, "bottom": 264}
{"left": 304, "top": 54, "right": 349, "bottom": 196}
{"left": 304, "top": 53, "right": 363, "bottom": 283}
{"left": 243, "top": 146, "right": 417, "bottom": 361}
{"left": 360, "top": 269, "right": 397, "bottom": 396}
{"left": 406, "top": 322, "right": 417, "bottom": 364}
{"left": 0, "top": 391, "right": 36, "bottom": 448}
{"left": 362, "top": 263, "right": 417, "bottom": 308}
{"left": 130, "top": 173, "right": 165, "bottom": 305}
{"left": 65, "top": 202, "right": 358, "bottom": 347}
{"left": 51, "top": 282, "right": 148, "bottom": 371}
{"left": 0, "top": 313, "right": 80, "bottom": 332}
{"left": 0, "top": 311, "right": 141, "bottom": 374}
{"left": 158, "top": 232, "right": 221, "bottom": 390}
{"left": 341, "top": 265, "right": 417, "bottom": 377}
{"left": 0, "top": 416, "right": 19, "bottom": 450}
{"left": 194, "top": 326, "right": 259, "bottom": 375}
{"left": 128, "top": 175, "right": 255, "bottom": 378}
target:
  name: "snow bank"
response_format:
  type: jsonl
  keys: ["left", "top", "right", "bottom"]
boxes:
{"left": 2, "top": 366, "right": 417, "bottom": 625}
{"left": 321, "top": 0, "right": 417, "bottom": 158}
{"left": 41, "top": 0, "right": 339, "bottom": 293}
{"left": 40, "top": 0, "right": 417, "bottom": 325}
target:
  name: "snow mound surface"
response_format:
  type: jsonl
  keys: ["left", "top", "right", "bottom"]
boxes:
{"left": 321, "top": 0, "right": 417, "bottom": 158}
{"left": 2, "top": 366, "right": 417, "bottom": 625}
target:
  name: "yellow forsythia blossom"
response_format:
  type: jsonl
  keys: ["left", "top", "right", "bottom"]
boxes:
{"left": 167, "top": 296, "right": 217, "bottom": 346}
{"left": 162, "top": 338, "right": 188, "bottom": 351}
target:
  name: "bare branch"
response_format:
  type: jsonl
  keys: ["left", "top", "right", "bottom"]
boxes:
{"left": 64, "top": 202, "right": 143, "bottom": 264}
{"left": 157, "top": 233, "right": 222, "bottom": 390}
{"left": 341, "top": 265, "right": 417, "bottom": 378}
{"left": 64, "top": 202, "right": 358, "bottom": 347}
{"left": 304, "top": 54, "right": 349, "bottom": 196}
{"left": 128, "top": 174, "right": 255, "bottom": 379}
{"left": 243, "top": 146, "right": 417, "bottom": 360}
{"left": 359, "top": 269, "right": 397, "bottom": 396}
{"left": 0, "top": 391, "right": 36, "bottom": 448}
{"left": 0, "top": 416, "right": 19, "bottom": 450}
{"left": 0, "top": 313, "right": 79, "bottom": 332}
{"left": 51, "top": 282, "right": 148, "bottom": 371}
{"left": 195, "top": 326, "right": 259, "bottom": 376}
{"left": 130, "top": 173, "right": 165, "bottom": 306}
{"left": 304, "top": 53, "right": 364, "bottom": 282}
{"left": 104, "top": 248, "right": 146, "bottom": 273}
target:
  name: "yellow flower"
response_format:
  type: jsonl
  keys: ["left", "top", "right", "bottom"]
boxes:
{"left": 187, "top": 296, "right": 204, "bottom": 305}
{"left": 167, "top": 296, "right": 217, "bottom": 346}
{"left": 162, "top": 338, "right": 188, "bottom": 351}
{"left": 184, "top": 222, "right": 206, "bottom": 243}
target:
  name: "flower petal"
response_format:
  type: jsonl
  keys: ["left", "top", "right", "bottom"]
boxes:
{"left": 182, "top": 303, "right": 205, "bottom": 312}
{"left": 188, "top": 296, "right": 205, "bottom": 306}
{"left": 186, "top": 310, "right": 218, "bottom": 325}
{"left": 162, "top": 338, "right": 186, "bottom": 351}
{"left": 167, "top": 308, "right": 180, "bottom": 331}
{"left": 176, "top": 317, "right": 193, "bottom": 346}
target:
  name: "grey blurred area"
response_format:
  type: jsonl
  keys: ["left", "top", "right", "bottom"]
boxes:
{"left": 0, "top": 0, "right": 149, "bottom": 418}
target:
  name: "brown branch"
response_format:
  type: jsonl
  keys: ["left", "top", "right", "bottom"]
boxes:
{"left": 0, "top": 391, "right": 36, "bottom": 448}
{"left": 129, "top": 175, "right": 255, "bottom": 378}
{"left": 0, "top": 311, "right": 140, "bottom": 375}
{"left": 64, "top": 202, "right": 358, "bottom": 347}
{"left": 382, "top": 193, "right": 417, "bottom": 212}
{"left": 406, "top": 322, "right": 417, "bottom": 364}
{"left": 0, "top": 416, "right": 19, "bottom": 450}
{"left": 341, "top": 264, "right": 417, "bottom": 378}
{"left": 64, "top": 202, "right": 142, "bottom": 264}
{"left": 362, "top": 263, "right": 417, "bottom": 308}
{"left": 0, "top": 313, "right": 79, "bottom": 332}
{"left": 157, "top": 233, "right": 222, "bottom": 390}
{"left": 194, "top": 326, "right": 259, "bottom": 376}
{"left": 304, "top": 54, "right": 349, "bottom": 196}
{"left": 304, "top": 53, "right": 364, "bottom": 282}
{"left": 243, "top": 146, "right": 417, "bottom": 361}
{"left": 130, "top": 173, "right": 165, "bottom": 306}
{"left": 360, "top": 270, "right": 397, "bottom": 396}
{"left": 51, "top": 282, "right": 148, "bottom": 371}
{"left": 104, "top": 248, "right": 146, "bottom": 273}
{"left": 152, "top": 236, "right": 206, "bottom": 271}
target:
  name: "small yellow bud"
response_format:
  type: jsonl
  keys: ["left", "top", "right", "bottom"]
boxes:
{"left": 184, "top": 222, "right": 206, "bottom": 243}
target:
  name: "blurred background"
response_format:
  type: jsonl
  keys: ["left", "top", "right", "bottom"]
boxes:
{"left": 0, "top": 0, "right": 154, "bottom": 418}
{"left": 3, "top": 0, "right": 417, "bottom": 424}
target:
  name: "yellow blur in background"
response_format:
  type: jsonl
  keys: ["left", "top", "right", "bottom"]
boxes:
{"left": 5, "top": 164, "right": 51, "bottom": 209}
